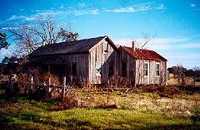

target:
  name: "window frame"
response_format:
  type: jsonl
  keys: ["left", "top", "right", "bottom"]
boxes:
{"left": 122, "top": 60, "right": 127, "bottom": 77}
{"left": 143, "top": 62, "right": 149, "bottom": 77}
{"left": 156, "top": 63, "right": 160, "bottom": 76}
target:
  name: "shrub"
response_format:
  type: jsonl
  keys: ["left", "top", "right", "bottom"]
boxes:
{"left": 191, "top": 107, "right": 200, "bottom": 124}
{"left": 32, "top": 86, "right": 48, "bottom": 100}
{"left": 5, "top": 82, "right": 19, "bottom": 100}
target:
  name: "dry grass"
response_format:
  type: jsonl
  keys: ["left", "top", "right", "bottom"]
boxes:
{"left": 0, "top": 99, "right": 197, "bottom": 130}
{"left": 1, "top": 84, "right": 200, "bottom": 129}
{"left": 46, "top": 86, "right": 200, "bottom": 118}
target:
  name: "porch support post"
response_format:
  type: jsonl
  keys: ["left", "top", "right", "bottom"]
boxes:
{"left": 48, "top": 64, "right": 51, "bottom": 86}
{"left": 47, "top": 64, "right": 52, "bottom": 96}
{"left": 63, "top": 76, "right": 66, "bottom": 100}
{"left": 31, "top": 76, "right": 34, "bottom": 89}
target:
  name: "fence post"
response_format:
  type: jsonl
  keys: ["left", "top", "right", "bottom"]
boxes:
{"left": 31, "top": 76, "right": 34, "bottom": 89}
{"left": 48, "top": 64, "right": 51, "bottom": 93}
{"left": 63, "top": 76, "right": 67, "bottom": 100}
{"left": 48, "top": 76, "right": 51, "bottom": 86}
{"left": 48, "top": 65, "right": 51, "bottom": 93}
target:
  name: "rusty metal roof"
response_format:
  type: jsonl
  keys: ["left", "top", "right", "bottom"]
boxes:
{"left": 121, "top": 46, "right": 167, "bottom": 61}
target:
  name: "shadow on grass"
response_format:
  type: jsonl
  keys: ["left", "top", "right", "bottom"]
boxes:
{"left": 0, "top": 110, "right": 97, "bottom": 129}
{"left": 32, "top": 117, "right": 97, "bottom": 129}
{"left": 0, "top": 111, "right": 58, "bottom": 130}
{"left": 0, "top": 124, "right": 39, "bottom": 130}
{"left": 64, "top": 118, "right": 98, "bottom": 129}
{"left": 138, "top": 124, "right": 200, "bottom": 130}
{"left": 0, "top": 113, "right": 33, "bottom": 130}
{"left": 1, "top": 110, "right": 200, "bottom": 130}
{"left": 0, "top": 113, "right": 15, "bottom": 124}
{"left": 0, "top": 111, "right": 42, "bottom": 125}
{"left": 178, "top": 85, "right": 200, "bottom": 95}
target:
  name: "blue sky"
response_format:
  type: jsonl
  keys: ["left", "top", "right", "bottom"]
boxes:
{"left": 0, "top": 0, "right": 200, "bottom": 68}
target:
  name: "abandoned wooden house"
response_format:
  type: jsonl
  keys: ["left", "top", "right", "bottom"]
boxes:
{"left": 29, "top": 36, "right": 167, "bottom": 86}
{"left": 29, "top": 36, "right": 118, "bottom": 85}
{"left": 118, "top": 46, "right": 167, "bottom": 85}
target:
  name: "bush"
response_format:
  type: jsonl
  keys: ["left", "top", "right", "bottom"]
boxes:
{"left": 191, "top": 107, "right": 200, "bottom": 124}
{"left": 5, "top": 82, "right": 19, "bottom": 100}
{"left": 32, "top": 86, "right": 48, "bottom": 100}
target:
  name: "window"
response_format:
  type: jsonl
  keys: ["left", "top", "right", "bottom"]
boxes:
{"left": 122, "top": 61, "right": 127, "bottom": 77}
{"left": 95, "top": 48, "right": 97, "bottom": 62}
{"left": 144, "top": 63, "right": 149, "bottom": 76}
{"left": 72, "top": 62, "right": 77, "bottom": 76}
{"left": 104, "top": 43, "right": 108, "bottom": 53}
{"left": 96, "top": 64, "right": 101, "bottom": 76}
{"left": 156, "top": 63, "right": 160, "bottom": 76}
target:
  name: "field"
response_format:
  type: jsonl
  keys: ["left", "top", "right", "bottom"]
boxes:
{"left": 1, "top": 85, "right": 200, "bottom": 130}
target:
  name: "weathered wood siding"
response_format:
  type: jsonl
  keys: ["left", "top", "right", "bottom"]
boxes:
{"left": 32, "top": 54, "right": 89, "bottom": 83}
{"left": 118, "top": 49, "right": 136, "bottom": 84}
{"left": 135, "top": 59, "right": 167, "bottom": 85}
{"left": 31, "top": 38, "right": 167, "bottom": 86}
{"left": 63, "top": 54, "right": 89, "bottom": 82}
{"left": 89, "top": 39, "right": 118, "bottom": 84}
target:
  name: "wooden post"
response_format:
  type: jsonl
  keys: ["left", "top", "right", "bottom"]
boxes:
{"left": 31, "top": 76, "right": 34, "bottom": 89}
{"left": 48, "top": 77, "right": 51, "bottom": 86}
{"left": 48, "top": 65, "right": 51, "bottom": 94}
{"left": 48, "top": 65, "right": 51, "bottom": 86}
{"left": 63, "top": 76, "right": 66, "bottom": 100}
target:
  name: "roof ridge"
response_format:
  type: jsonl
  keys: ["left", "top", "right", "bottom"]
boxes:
{"left": 30, "top": 35, "right": 108, "bottom": 57}
{"left": 37, "top": 35, "right": 107, "bottom": 49}
{"left": 122, "top": 46, "right": 154, "bottom": 51}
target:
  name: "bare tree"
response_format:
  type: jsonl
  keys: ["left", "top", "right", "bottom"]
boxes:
{"left": 8, "top": 25, "right": 38, "bottom": 55}
{"left": 7, "top": 17, "right": 78, "bottom": 56}
{"left": 0, "top": 32, "right": 9, "bottom": 50}
{"left": 170, "top": 65, "right": 186, "bottom": 85}
{"left": 58, "top": 28, "right": 79, "bottom": 42}
{"left": 2, "top": 56, "right": 19, "bottom": 64}
{"left": 176, "top": 65, "right": 186, "bottom": 85}
{"left": 193, "top": 66, "right": 200, "bottom": 85}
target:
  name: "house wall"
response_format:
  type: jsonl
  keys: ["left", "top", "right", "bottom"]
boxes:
{"left": 31, "top": 41, "right": 167, "bottom": 86}
{"left": 63, "top": 54, "right": 89, "bottom": 83}
{"left": 118, "top": 49, "right": 136, "bottom": 84}
{"left": 32, "top": 53, "right": 89, "bottom": 84}
{"left": 89, "top": 39, "right": 118, "bottom": 84}
{"left": 135, "top": 59, "right": 167, "bottom": 85}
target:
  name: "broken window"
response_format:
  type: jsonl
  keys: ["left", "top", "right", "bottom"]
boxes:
{"left": 95, "top": 48, "right": 97, "bottom": 63}
{"left": 96, "top": 64, "right": 101, "bottom": 76}
{"left": 104, "top": 42, "right": 108, "bottom": 53}
{"left": 122, "top": 61, "right": 127, "bottom": 77}
{"left": 144, "top": 62, "right": 148, "bottom": 76}
{"left": 156, "top": 63, "right": 160, "bottom": 76}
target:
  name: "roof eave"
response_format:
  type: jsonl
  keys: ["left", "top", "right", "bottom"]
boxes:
{"left": 29, "top": 51, "right": 89, "bottom": 58}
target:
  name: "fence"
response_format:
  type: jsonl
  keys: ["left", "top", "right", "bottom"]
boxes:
{"left": 6, "top": 73, "right": 137, "bottom": 100}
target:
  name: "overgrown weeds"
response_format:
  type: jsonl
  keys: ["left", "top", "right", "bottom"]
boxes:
{"left": 1, "top": 85, "right": 200, "bottom": 129}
